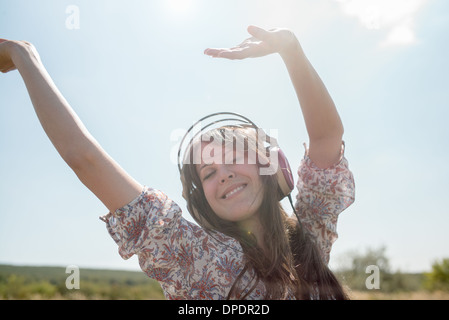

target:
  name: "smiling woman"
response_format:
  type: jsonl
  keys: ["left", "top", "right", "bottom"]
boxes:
{"left": 0, "top": 24, "right": 355, "bottom": 300}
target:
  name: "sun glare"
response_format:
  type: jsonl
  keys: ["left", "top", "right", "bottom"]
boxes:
{"left": 166, "top": 0, "right": 195, "bottom": 15}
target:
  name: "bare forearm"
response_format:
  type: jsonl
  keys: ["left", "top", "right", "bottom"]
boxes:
{"left": 280, "top": 42, "right": 344, "bottom": 142}
{"left": 11, "top": 42, "right": 95, "bottom": 165}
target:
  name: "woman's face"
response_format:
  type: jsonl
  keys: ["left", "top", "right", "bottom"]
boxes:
{"left": 195, "top": 141, "right": 264, "bottom": 224}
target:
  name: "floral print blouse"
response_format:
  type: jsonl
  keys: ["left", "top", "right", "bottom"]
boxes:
{"left": 101, "top": 148, "right": 355, "bottom": 300}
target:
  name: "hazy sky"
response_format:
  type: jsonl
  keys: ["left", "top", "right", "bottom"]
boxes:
{"left": 1, "top": 0, "right": 448, "bottom": 274}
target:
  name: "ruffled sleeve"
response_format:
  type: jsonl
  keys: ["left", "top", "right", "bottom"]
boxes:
{"left": 295, "top": 143, "right": 355, "bottom": 264}
{"left": 100, "top": 187, "right": 208, "bottom": 298}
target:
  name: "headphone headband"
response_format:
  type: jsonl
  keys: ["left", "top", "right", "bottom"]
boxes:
{"left": 177, "top": 112, "right": 259, "bottom": 173}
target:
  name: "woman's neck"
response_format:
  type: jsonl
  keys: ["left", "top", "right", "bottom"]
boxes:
{"left": 237, "top": 215, "right": 266, "bottom": 251}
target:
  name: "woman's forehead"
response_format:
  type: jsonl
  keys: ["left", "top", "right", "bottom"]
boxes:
{"left": 183, "top": 127, "right": 267, "bottom": 168}
{"left": 194, "top": 140, "right": 248, "bottom": 165}
{"left": 186, "top": 134, "right": 279, "bottom": 177}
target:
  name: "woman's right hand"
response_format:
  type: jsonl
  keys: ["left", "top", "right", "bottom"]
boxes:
{"left": 0, "top": 39, "right": 18, "bottom": 73}
{"left": 0, "top": 39, "right": 40, "bottom": 73}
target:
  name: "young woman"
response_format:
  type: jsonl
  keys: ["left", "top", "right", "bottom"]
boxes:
{"left": 0, "top": 26, "right": 355, "bottom": 299}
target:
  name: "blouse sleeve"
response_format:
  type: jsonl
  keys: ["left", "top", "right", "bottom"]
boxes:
{"left": 295, "top": 143, "right": 355, "bottom": 264}
{"left": 100, "top": 186, "right": 210, "bottom": 298}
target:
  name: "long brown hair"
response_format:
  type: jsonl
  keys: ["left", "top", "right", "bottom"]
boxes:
{"left": 180, "top": 126, "right": 348, "bottom": 299}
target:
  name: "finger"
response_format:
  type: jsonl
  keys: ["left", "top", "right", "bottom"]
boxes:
{"left": 204, "top": 47, "right": 244, "bottom": 58}
{"left": 247, "top": 25, "right": 272, "bottom": 42}
{"left": 217, "top": 49, "right": 248, "bottom": 60}
{"left": 204, "top": 48, "right": 226, "bottom": 57}
{"left": 206, "top": 46, "right": 254, "bottom": 60}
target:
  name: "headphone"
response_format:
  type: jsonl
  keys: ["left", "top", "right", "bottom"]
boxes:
{"left": 177, "top": 112, "right": 295, "bottom": 200}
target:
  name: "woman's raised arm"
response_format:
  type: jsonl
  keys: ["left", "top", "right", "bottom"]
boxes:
{"left": 204, "top": 26, "right": 344, "bottom": 168}
{"left": 0, "top": 39, "right": 142, "bottom": 213}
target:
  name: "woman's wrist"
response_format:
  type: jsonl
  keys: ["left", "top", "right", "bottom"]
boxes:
{"left": 276, "top": 31, "right": 303, "bottom": 58}
{"left": 279, "top": 38, "right": 306, "bottom": 68}
{"left": 9, "top": 41, "right": 42, "bottom": 71}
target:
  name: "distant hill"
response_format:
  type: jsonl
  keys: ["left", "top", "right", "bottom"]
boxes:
{"left": 0, "top": 264, "right": 165, "bottom": 299}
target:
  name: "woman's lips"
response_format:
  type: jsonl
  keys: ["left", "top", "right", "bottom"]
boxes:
{"left": 222, "top": 184, "right": 247, "bottom": 199}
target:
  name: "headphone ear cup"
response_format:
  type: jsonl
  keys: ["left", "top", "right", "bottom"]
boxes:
{"left": 272, "top": 147, "right": 294, "bottom": 200}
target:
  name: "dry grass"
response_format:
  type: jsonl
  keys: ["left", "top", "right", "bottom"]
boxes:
{"left": 3, "top": 290, "right": 449, "bottom": 300}
{"left": 347, "top": 290, "right": 449, "bottom": 300}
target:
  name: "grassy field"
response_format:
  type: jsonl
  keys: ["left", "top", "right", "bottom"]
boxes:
{"left": 348, "top": 290, "right": 449, "bottom": 300}
{"left": 0, "top": 264, "right": 165, "bottom": 300}
{"left": 1, "top": 264, "right": 448, "bottom": 300}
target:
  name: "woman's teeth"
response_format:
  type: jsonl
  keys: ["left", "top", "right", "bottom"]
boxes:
{"left": 224, "top": 185, "right": 245, "bottom": 199}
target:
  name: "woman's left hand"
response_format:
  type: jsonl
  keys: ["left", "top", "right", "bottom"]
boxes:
{"left": 204, "top": 25, "right": 299, "bottom": 60}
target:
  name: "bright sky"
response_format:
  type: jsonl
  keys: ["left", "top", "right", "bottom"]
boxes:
{"left": 1, "top": 0, "right": 448, "bottom": 274}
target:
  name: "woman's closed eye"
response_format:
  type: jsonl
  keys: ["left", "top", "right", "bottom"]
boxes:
{"left": 202, "top": 169, "right": 216, "bottom": 181}
{"left": 201, "top": 156, "right": 243, "bottom": 181}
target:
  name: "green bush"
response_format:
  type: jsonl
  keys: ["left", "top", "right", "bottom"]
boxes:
{"left": 335, "top": 246, "right": 424, "bottom": 293}
{"left": 424, "top": 258, "right": 449, "bottom": 292}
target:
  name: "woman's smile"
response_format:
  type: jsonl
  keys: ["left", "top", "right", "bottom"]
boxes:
{"left": 221, "top": 183, "right": 247, "bottom": 199}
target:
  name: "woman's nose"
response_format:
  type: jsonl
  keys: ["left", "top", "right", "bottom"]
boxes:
{"left": 218, "top": 166, "right": 235, "bottom": 184}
